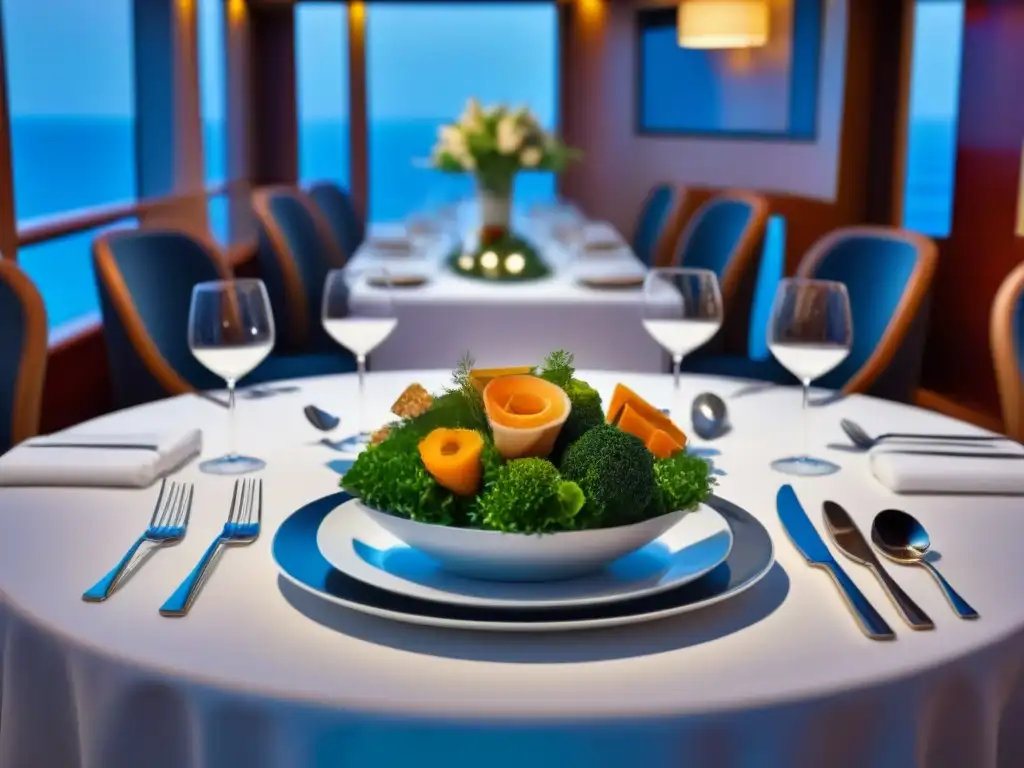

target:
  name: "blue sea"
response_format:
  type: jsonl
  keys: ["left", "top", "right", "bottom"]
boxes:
{"left": 10, "top": 116, "right": 951, "bottom": 331}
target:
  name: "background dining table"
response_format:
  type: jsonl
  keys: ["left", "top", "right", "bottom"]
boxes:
{"left": 1, "top": 371, "right": 1023, "bottom": 768}
{"left": 345, "top": 216, "right": 676, "bottom": 372}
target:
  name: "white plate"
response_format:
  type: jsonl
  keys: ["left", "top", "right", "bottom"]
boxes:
{"left": 317, "top": 499, "right": 733, "bottom": 609}
{"left": 356, "top": 500, "right": 694, "bottom": 581}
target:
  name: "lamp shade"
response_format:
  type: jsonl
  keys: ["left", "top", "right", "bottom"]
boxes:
{"left": 677, "top": 0, "right": 770, "bottom": 49}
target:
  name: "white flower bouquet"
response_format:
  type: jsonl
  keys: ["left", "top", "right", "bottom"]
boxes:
{"left": 430, "top": 99, "right": 579, "bottom": 197}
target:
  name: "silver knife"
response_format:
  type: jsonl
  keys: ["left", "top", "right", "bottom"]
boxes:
{"left": 776, "top": 485, "right": 895, "bottom": 640}
{"left": 822, "top": 501, "right": 934, "bottom": 630}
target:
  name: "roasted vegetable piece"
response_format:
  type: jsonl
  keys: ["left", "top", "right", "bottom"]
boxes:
{"left": 418, "top": 428, "right": 485, "bottom": 496}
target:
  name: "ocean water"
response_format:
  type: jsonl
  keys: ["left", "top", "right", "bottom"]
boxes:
{"left": 9, "top": 116, "right": 953, "bottom": 331}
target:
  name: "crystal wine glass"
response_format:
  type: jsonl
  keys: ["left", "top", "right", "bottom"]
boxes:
{"left": 188, "top": 279, "right": 275, "bottom": 474}
{"left": 767, "top": 278, "right": 853, "bottom": 476}
{"left": 322, "top": 266, "right": 397, "bottom": 448}
{"left": 643, "top": 267, "right": 724, "bottom": 412}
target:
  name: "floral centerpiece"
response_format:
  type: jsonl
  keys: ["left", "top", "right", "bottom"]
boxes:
{"left": 430, "top": 99, "right": 580, "bottom": 281}
{"left": 341, "top": 351, "right": 715, "bottom": 538}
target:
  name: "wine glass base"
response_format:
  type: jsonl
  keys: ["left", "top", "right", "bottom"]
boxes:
{"left": 770, "top": 455, "right": 841, "bottom": 477}
{"left": 200, "top": 455, "right": 266, "bottom": 475}
{"left": 332, "top": 433, "right": 372, "bottom": 453}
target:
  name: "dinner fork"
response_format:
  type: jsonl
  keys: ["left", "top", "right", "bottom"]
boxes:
{"left": 159, "top": 477, "right": 262, "bottom": 617}
{"left": 82, "top": 479, "right": 194, "bottom": 602}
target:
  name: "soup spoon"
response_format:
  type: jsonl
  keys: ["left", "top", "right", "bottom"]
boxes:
{"left": 304, "top": 404, "right": 340, "bottom": 432}
{"left": 871, "top": 508, "right": 979, "bottom": 619}
{"left": 841, "top": 418, "right": 1005, "bottom": 451}
{"left": 691, "top": 393, "right": 728, "bottom": 440}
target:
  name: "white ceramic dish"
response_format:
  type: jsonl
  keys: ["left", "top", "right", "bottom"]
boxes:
{"left": 357, "top": 499, "right": 692, "bottom": 581}
{"left": 317, "top": 499, "right": 733, "bottom": 609}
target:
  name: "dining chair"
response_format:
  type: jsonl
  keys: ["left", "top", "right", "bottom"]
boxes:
{"left": 675, "top": 191, "right": 770, "bottom": 356}
{"left": 252, "top": 186, "right": 348, "bottom": 352}
{"left": 633, "top": 183, "right": 688, "bottom": 268}
{"left": 0, "top": 259, "right": 47, "bottom": 454}
{"left": 307, "top": 181, "right": 365, "bottom": 261}
{"left": 991, "top": 261, "right": 1024, "bottom": 440}
{"left": 93, "top": 228, "right": 351, "bottom": 408}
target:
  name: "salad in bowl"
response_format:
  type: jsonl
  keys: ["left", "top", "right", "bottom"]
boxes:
{"left": 340, "top": 351, "right": 717, "bottom": 581}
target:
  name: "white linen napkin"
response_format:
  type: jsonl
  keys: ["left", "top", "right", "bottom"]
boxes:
{"left": 869, "top": 440, "right": 1024, "bottom": 494}
{"left": 0, "top": 429, "right": 202, "bottom": 488}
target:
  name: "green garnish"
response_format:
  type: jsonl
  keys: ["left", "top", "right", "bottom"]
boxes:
{"left": 653, "top": 450, "right": 718, "bottom": 512}
{"left": 477, "top": 458, "right": 585, "bottom": 534}
{"left": 552, "top": 378, "right": 605, "bottom": 461}
{"left": 441, "top": 352, "right": 487, "bottom": 429}
{"left": 559, "top": 424, "right": 655, "bottom": 528}
{"left": 538, "top": 349, "right": 575, "bottom": 389}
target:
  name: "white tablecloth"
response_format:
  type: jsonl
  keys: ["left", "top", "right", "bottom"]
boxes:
{"left": 346, "top": 220, "right": 673, "bottom": 372}
{"left": 2, "top": 371, "right": 1024, "bottom": 768}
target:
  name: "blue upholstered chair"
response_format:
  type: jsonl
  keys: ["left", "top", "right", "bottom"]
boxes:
{"left": 252, "top": 186, "right": 348, "bottom": 352}
{"left": 684, "top": 226, "right": 938, "bottom": 402}
{"left": 93, "top": 228, "right": 351, "bottom": 408}
{"left": 992, "top": 262, "right": 1024, "bottom": 440}
{"left": 676, "top": 191, "right": 769, "bottom": 356}
{"left": 0, "top": 260, "right": 47, "bottom": 454}
{"left": 633, "top": 183, "right": 685, "bottom": 267}
{"left": 307, "top": 181, "right": 365, "bottom": 260}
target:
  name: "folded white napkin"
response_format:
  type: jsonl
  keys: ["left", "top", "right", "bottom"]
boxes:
{"left": 0, "top": 429, "right": 202, "bottom": 488}
{"left": 869, "top": 440, "right": 1024, "bottom": 495}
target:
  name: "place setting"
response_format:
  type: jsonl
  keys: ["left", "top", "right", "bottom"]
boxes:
{"left": 272, "top": 348, "right": 777, "bottom": 632}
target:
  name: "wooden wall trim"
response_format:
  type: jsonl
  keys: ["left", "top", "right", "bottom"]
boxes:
{"left": 225, "top": 0, "right": 258, "bottom": 243}
{"left": 250, "top": 3, "right": 298, "bottom": 185}
{"left": 0, "top": 2, "right": 19, "bottom": 261}
{"left": 347, "top": 2, "right": 368, "bottom": 221}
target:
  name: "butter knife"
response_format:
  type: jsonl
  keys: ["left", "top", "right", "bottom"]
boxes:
{"left": 822, "top": 501, "right": 934, "bottom": 630}
{"left": 776, "top": 485, "right": 895, "bottom": 640}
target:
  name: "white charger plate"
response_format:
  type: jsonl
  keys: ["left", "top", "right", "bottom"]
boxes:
{"left": 316, "top": 499, "right": 733, "bottom": 610}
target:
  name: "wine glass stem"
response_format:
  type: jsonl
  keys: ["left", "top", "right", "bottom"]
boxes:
{"left": 801, "top": 378, "right": 810, "bottom": 458}
{"left": 226, "top": 379, "right": 238, "bottom": 460}
{"left": 357, "top": 354, "right": 367, "bottom": 437}
{"left": 672, "top": 354, "right": 683, "bottom": 399}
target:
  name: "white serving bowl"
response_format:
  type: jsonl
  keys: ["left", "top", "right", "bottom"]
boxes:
{"left": 356, "top": 500, "right": 694, "bottom": 582}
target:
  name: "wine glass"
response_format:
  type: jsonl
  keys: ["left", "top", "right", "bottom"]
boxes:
{"left": 767, "top": 278, "right": 853, "bottom": 476}
{"left": 642, "top": 267, "right": 724, "bottom": 412}
{"left": 322, "top": 266, "right": 398, "bottom": 449}
{"left": 188, "top": 279, "right": 275, "bottom": 474}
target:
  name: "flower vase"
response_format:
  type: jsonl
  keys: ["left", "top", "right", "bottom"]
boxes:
{"left": 477, "top": 182, "right": 513, "bottom": 248}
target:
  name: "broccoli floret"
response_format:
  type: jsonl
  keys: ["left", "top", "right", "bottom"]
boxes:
{"left": 559, "top": 424, "right": 655, "bottom": 527}
{"left": 477, "top": 458, "right": 585, "bottom": 534}
{"left": 654, "top": 451, "right": 717, "bottom": 513}
{"left": 552, "top": 378, "right": 605, "bottom": 461}
{"left": 341, "top": 429, "right": 472, "bottom": 526}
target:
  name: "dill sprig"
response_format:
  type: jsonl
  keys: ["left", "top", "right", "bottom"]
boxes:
{"left": 442, "top": 352, "right": 487, "bottom": 427}
{"left": 538, "top": 349, "right": 575, "bottom": 389}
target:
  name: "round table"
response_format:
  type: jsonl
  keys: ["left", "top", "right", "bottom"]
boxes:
{"left": 2, "top": 371, "right": 1023, "bottom": 768}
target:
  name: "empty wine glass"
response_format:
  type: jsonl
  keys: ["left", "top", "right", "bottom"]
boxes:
{"left": 767, "top": 278, "right": 853, "bottom": 476}
{"left": 322, "top": 266, "right": 398, "bottom": 449}
{"left": 643, "top": 268, "right": 724, "bottom": 411}
{"left": 188, "top": 279, "right": 275, "bottom": 474}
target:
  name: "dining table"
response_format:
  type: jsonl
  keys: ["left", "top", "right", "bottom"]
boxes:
{"left": 1, "top": 370, "right": 1023, "bottom": 768}
{"left": 344, "top": 215, "right": 676, "bottom": 373}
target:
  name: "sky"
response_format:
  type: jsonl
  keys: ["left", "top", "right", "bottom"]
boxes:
{"left": 2, "top": 0, "right": 957, "bottom": 125}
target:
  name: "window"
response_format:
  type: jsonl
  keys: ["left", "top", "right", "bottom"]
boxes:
{"left": 296, "top": 4, "right": 350, "bottom": 187}
{"left": 636, "top": 0, "right": 822, "bottom": 138}
{"left": 902, "top": 0, "right": 964, "bottom": 237}
{"left": 2, "top": 0, "right": 136, "bottom": 330}
{"left": 367, "top": 2, "right": 558, "bottom": 222}
{"left": 199, "top": 0, "right": 230, "bottom": 243}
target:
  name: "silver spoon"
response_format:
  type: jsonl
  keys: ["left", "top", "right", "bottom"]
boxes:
{"left": 691, "top": 392, "right": 728, "bottom": 440}
{"left": 871, "top": 508, "right": 979, "bottom": 619}
{"left": 304, "top": 404, "right": 340, "bottom": 432}
{"left": 841, "top": 418, "right": 1006, "bottom": 451}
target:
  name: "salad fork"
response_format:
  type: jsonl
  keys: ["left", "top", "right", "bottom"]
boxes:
{"left": 160, "top": 477, "right": 262, "bottom": 617}
{"left": 83, "top": 479, "right": 194, "bottom": 602}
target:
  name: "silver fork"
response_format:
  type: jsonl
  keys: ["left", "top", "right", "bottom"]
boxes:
{"left": 159, "top": 477, "right": 262, "bottom": 617}
{"left": 83, "top": 479, "right": 194, "bottom": 602}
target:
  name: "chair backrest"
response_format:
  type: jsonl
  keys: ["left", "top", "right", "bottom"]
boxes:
{"left": 307, "top": 181, "right": 365, "bottom": 260}
{"left": 0, "top": 259, "right": 47, "bottom": 453}
{"left": 252, "top": 186, "right": 346, "bottom": 351}
{"left": 92, "top": 228, "right": 230, "bottom": 406}
{"left": 797, "top": 226, "right": 938, "bottom": 401}
{"left": 633, "top": 183, "right": 686, "bottom": 267}
{"left": 675, "top": 191, "right": 770, "bottom": 355}
{"left": 991, "top": 261, "right": 1024, "bottom": 440}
